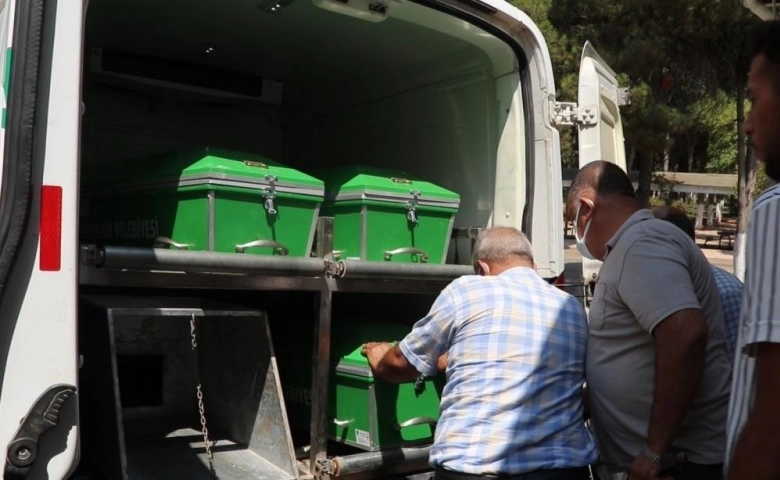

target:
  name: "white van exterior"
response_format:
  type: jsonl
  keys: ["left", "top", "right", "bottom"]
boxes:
{"left": 0, "top": 0, "right": 624, "bottom": 477}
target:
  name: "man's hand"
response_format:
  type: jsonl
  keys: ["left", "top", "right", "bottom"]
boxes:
{"left": 629, "top": 454, "right": 671, "bottom": 480}
{"left": 361, "top": 342, "right": 394, "bottom": 371}
{"left": 436, "top": 353, "right": 448, "bottom": 372}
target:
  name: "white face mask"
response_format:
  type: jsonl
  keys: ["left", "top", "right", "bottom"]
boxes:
{"left": 574, "top": 201, "right": 597, "bottom": 261}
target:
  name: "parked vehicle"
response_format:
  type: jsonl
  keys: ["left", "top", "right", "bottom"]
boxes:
{"left": 0, "top": 0, "right": 625, "bottom": 478}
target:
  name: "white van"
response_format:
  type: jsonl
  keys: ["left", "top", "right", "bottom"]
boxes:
{"left": 0, "top": 0, "right": 625, "bottom": 478}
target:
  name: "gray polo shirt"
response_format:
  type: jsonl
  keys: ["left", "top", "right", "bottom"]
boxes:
{"left": 586, "top": 209, "right": 731, "bottom": 471}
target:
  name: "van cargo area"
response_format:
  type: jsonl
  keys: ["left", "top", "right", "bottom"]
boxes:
{"left": 81, "top": 0, "right": 527, "bottom": 257}
{"left": 77, "top": 0, "right": 531, "bottom": 478}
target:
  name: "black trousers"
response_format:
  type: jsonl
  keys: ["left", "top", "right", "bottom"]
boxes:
{"left": 434, "top": 466, "right": 592, "bottom": 480}
{"left": 668, "top": 462, "right": 723, "bottom": 480}
{"left": 593, "top": 463, "right": 723, "bottom": 480}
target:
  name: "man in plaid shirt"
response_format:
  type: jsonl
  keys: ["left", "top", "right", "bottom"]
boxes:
{"left": 362, "top": 227, "right": 597, "bottom": 479}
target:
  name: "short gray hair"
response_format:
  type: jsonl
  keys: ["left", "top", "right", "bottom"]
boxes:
{"left": 471, "top": 227, "right": 534, "bottom": 269}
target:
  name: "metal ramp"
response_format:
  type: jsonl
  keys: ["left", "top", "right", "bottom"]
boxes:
{"left": 78, "top": 296, "right": 301, "bottom": 480}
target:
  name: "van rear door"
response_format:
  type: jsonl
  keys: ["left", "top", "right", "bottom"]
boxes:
{"left": 0, "top": 0, "right": 84, "bottom": 478}
{"left": 576, "top": 41, "right": 627, "bottom": 288}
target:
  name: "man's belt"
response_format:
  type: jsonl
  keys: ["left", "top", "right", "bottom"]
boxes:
{"left": 434, "top": 466, "right": 590, "bottom": 480}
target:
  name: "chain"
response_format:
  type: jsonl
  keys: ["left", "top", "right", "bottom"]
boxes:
{"left": 190, "top": 314, "right": 217, "bottom": 477}
{"left": 190, "top": 316, "right": 198, "bottom": 349}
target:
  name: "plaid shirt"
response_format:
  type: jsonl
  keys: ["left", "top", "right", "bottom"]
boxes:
{"left": 399, "top": 267, "right": 598, "bottom": 475}
{"left": 711, "top": 265, "right": 742, "bottom": 364}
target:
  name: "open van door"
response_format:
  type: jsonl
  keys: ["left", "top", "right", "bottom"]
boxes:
{"left": 0, "top": 0, "right": 84, "bottom": 478}
{"left": 576, "top": 41, "right": 627, "bottom": 295}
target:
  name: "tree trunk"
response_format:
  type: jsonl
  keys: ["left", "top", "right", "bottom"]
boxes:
{"left": 629, "top": 144, "right": 637, "bottom": 171}
{"left": 735, "top": 86, "right": 757, "bottom": 281}
{"left": 687, "top": 136, "right": 696, "bottom": 172}
{"left": 637, "top": 151, "right": 653, "bottom": 208}
{"left": 663, "top": 135, "right": 670, "bottom": 172}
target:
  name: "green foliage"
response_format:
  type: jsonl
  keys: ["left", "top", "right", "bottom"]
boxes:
{"left": 510, "top": 0, "right": 757, "bottom": 177}
{"left": 702, "top": 92, "right": 742, "bottom": 174}
{"left": 649, "top": 195, "right": 698, "bottom": 219}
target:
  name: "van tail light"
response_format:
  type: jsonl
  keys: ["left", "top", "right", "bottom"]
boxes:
{"left": 40, "top": 185, "right": 62, "bottom": 271}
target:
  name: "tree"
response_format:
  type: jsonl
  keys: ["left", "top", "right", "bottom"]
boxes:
{"left": 512, "top": 0, "right": 759, "bottom": 246}
{"left": 545, "top": 0, "right": 754, "bottom": 202}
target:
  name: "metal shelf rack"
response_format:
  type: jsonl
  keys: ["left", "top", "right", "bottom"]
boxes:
{"left": 79, "top": 218, "right": 474, "bottom": 479}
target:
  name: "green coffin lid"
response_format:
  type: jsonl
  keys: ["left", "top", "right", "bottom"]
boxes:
{"left": 315, "top": 166, "right": 459, "bottom": 208}
{"left": 83, "top": 147, "right": 324, "bottom": 195}
{"left": 333, "top": 320, "right": 414, "bottom": 375}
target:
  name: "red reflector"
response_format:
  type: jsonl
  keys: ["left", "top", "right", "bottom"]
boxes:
{"left": 40, "top": 185, "right": 62, "bottom": 271}
{"left": 553, "top": 273, "right": 567, "bottom": 291}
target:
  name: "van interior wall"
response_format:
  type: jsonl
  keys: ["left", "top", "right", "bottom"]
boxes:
{"left": 81, "top": 84, "right": 284, "bottom": 166}
{"left": 282, "top": 45, "right": 499, "bottom": 233}
{"left": 82, "top": 44, "right": 504, "bottom": 228}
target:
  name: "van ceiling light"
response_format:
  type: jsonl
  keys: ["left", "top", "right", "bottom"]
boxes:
{"left": 257, "top": 0, "right": 294, "bottom": 13}
{"left": 313, "top": 0, "right": 399, "bottom": 22}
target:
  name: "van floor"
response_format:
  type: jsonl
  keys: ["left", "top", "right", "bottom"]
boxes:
{"left": 123, "top": 419, "right": 295, "bottom": 480}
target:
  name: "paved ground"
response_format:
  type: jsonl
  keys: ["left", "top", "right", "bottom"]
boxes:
{"left": 563, "top": 232, "right": 736, "bottom": 285}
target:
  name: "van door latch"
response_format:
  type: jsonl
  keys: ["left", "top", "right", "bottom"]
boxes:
{"left": 5, "top": 384, "right": 76, "bottom": 479}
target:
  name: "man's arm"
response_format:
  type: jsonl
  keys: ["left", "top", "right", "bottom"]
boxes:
{"left": 645, "top": 308, "right": 708, "bottom": 454}
{"left": 362, "top": 342, "right": 421, "bottom": 383}
{"left": 727, "top": 343, "right": 780, "bottom": 479}
{"left": 616, "top": 235, "right": 711, "bottom": 479}
{"left": 629, "top": 308, "right": 707, "bottom": 479}
{"left": 363, "top": 343, "right": 448, "bottom": 382}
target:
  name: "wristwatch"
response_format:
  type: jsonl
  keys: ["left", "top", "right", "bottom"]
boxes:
{"left": 641, "top": 444, "right": 686, "bottom": 470}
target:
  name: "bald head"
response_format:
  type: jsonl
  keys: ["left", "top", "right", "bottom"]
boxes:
{"left": 472, "top": 227, "right": 534, "bottom": 275}
{"left": 652, "top": 205, "right": 695, "bottom": 240}
{"left": 567, "top": 161, "right": 636, "bottom": 217}
{"left": 566, "top": 161, "right": 640, "bottom": 261}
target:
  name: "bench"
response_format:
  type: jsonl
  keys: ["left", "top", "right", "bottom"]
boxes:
{"left": 703, "top": 229, "right": 735, "bottom": 250}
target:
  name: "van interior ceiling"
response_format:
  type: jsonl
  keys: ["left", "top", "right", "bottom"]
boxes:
{"left": 82, "top": 0, "right": 523, "bottom": 244}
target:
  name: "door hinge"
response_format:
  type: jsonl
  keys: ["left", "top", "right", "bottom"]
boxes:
{"left": 618, "top": 87, "right": 631, "bottom": 106}
{"left": 552, "top": 102, "right": 598, "bottom": 127}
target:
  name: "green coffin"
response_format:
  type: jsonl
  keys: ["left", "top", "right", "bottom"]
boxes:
{"left": 275, "top": 319, "right": 444, "bottom": 451}
{"left": 80, "top": 148, "right": 324, "bottom": 257}
{"left": 315, "top": 166, "right": 460, "bottom": 264}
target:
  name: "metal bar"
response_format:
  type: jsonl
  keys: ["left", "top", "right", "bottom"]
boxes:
{"left": 310, "top": 218, "right": 334, "bottom": 471}
{"left": 79, "top": 267, "right": 323, "bottom": 291}
{"left": 332, "top": 278, "right": 453, "bottom": 294}
{"left": 336, "top": 260, "right": 472, "bottom": 281}
{"left": 86, "top": 245, "right": 326, "bottom": 277}
{"left": 330, "top": 446, "right": 432, "bottom": 477}
{"left": 82, "top": 244, "right": 473, "bottom": 285}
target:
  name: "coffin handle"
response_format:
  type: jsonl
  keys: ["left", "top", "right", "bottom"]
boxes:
{"left": 235, "top": 239, "right": 289, "bottom": 255}
{"left": 332, "top": 418, "right": 352, "bottom": 429}
{"left": 383, "top": 247, "right": 428, "bottom": 263}
{"left": 153, "top": 236, "right": 191, "bottom": 250}
{"left": 394, "top": 416, "right": 437, "bottom": 430}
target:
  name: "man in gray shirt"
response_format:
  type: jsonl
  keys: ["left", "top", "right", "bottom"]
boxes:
{"left": 652, "top": 205, "right": 742, "bottom": 364}
{"left": 567, "top": 161, "right": 731, "bottom": 480}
